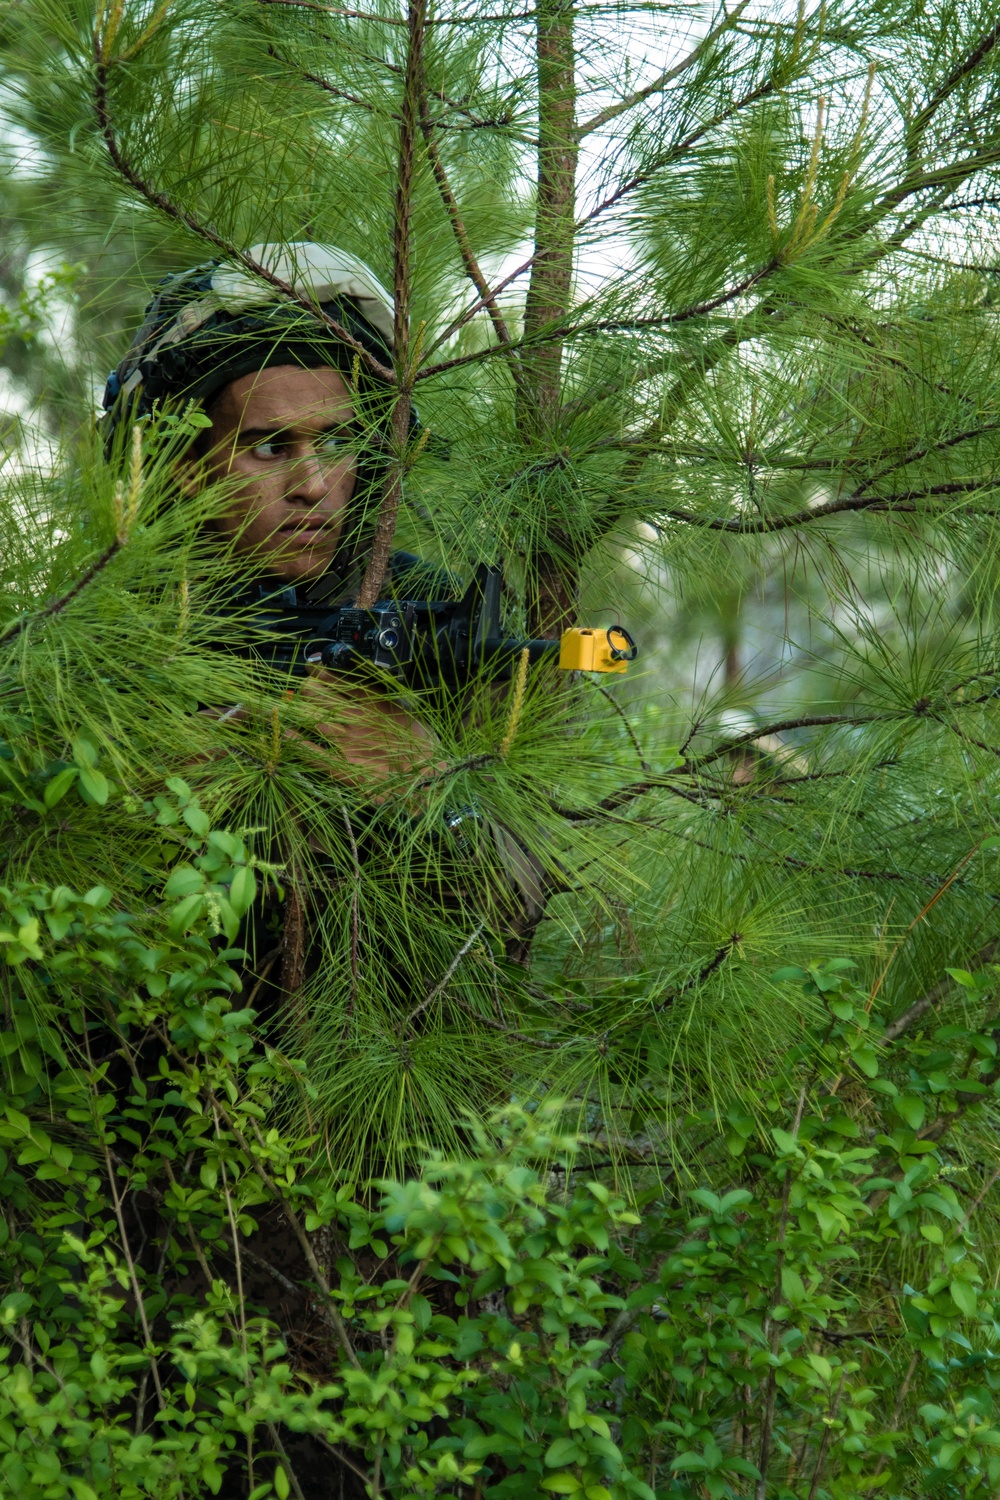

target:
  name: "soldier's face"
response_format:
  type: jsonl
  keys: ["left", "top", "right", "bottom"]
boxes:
{"left": 199, "top": 364, "right": 357, "bottom": 584}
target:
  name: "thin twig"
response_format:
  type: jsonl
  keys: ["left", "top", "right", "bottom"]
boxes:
{"left": 92, "top": 48, "right": 392, "bottom": 382}
{"left": 401, "top": 922, "right": 487, "bottom": 1032}
{"left": 867, "top": 1352, "right": 918, "bottom": 1486}
{"left": 755, "top": 1088, "right": 805, "bottom": 1500}
{"left": 340, "top": 803, "right": 361, "bottom": 1037}
{"left": 0, "top": 540, "right": 121, "bottom": 649}
{"left": 587, "top": 679, "right": 650, "bottom": 772}
{"left": 153, "top": 1025, "right": 363, "bottom": 1370}
{"left": 868, "top": 843, "right": 983, "bottom": 1008}
{"left": 84, "top": 1029, "right": 165, "bottom": 1410}
{"left": 883, "top": 937, "right": 1000, "bottom": 1041}
{"left": 266, "top": 1424, "right": 308, "bottom": 1500}
{"left": 807, "top": 1369, "right": 846, "bottom": 1500}
{"left": 577, "top": 0, "right": 753, "bottom": 137}
{"left": 418, "top": 95, "right": 525, "bottom": 394}
{"left": 219, "top": 1138, "right": 253, "bottom": 1495}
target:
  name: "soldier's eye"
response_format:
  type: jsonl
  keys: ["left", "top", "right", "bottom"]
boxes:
{"left": 251, "top": 439, "right": 285, "bottom": 459}
{"left": 316, "top": 432, "right": 351, "bottom": 457}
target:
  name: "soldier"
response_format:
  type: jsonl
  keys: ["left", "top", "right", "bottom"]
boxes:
{"left": 102, "top": 240, "right": 441, "bottom": 785}
{"left": 102, "top": 244, "right": 449, "bottom": 1500}
{"left": 101, "top": 243, "right": 545, "bottom": 1500}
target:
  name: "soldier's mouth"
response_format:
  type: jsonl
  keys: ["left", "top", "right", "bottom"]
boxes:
{"left": 279, "top": 522, "right": 335, "bottom": 544}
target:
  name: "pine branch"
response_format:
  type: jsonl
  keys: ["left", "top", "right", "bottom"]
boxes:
{"left": 577, "top": 68, "right": 790, "bottom": 231}
{"left": 654, "top": 480, "right": 1000, "bottom": 534}
{"left": 876, "top": 144, "right": 1000, "bottom": 221}
{"left": 447, "top": 991, "right": 564, "bottom": 1049}
{"left": 267, "top": 48, "right": 384, "bottom": 117}
{"left": 269, "top": 46, "right": 517, "bottom": 135}
{"left": 567, "top": 714, "right": 889, "bottom": 820}
{"left": 904, "top": 21, "right": 1000, "bottom": 160}
{"left": 883, "top": 937, "right": 1000, "bottom": 1042}
{"left": 416, "top": 260, "right": 781, "bottom": 382}
{"left": 401, "top": 922, "right": 486, "bottom": 1032}
{"left": 650, "top": 934, "right": 741, "bottom": 1012}
{"left": 0, "top": 539, "right": 121, "bottom": 649}
{"left": 417, "top": 96, "right": 526, "bottom": 394}
{"left": 576, "top": 0, "right": 753, "bottom": 138}
{"left": 690, "top": 715, "right": 880, "bottom": 766}
{"left": 91, "top": 47, "right": 394, "bottom": 383}
{"left": 340, "top": 804, "right": 361, "bottom": 1037}
{"left": 255, "top": 0, "right": 539, "bottom": 21}
{"left": 423, "top": 252, "right": 536, "bottom": 358}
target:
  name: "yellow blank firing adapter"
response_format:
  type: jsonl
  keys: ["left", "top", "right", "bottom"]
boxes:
{"left": 559, "top": 625, "right": 639, "bottom": 674}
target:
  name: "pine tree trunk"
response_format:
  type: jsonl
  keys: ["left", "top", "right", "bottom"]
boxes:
{"left": 518, "top": 0, "right": 579, "bottom": 638}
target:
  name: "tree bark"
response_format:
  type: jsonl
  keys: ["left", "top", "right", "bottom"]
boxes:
{"left": 518, "top": 0, "right": 577, "bottom": 437}
{"left": 356, "top": 0, "right": 424, "bottom": 607}
{"left": 518, "top": 0, "right": 579, "bottom": 636}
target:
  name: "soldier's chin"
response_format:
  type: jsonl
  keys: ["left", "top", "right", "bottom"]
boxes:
{"left": 273, "top": 538, "right": 334, "bottom": 581}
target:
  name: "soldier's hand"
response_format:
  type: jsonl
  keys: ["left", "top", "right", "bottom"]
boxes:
{"left": 298, "top": 668, "right": 439, "bottom": 785}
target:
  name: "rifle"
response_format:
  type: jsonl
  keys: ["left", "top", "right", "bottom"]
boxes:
{"left": 302, "top": 564, "right": 637, "bottom": 685}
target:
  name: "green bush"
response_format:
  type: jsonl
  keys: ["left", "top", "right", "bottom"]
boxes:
{"left": 1, "top": 760, "right": 999, "bottom": 1499}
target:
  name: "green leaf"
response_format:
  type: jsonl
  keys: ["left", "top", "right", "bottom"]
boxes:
{"left": 540, "top": 1478, "right": 581, "bottom": 1494}
{"left": 945, "top": 968, "right": 978, "bottom": 988}
{"left": 670, "top": 1452, "right": 707, "bottom": 1472}
{"left": 894, "top": 1094, "right": 926, "bottom": 1130}
{"left": 781, "top": 1268, "right": 806, "bottom": 1305}
{"left": 950, "top": 1280, "right": 978, "bottom": 1316}
{"left": 921, "top": 1223, "right": 944, "bottom": 1244}
{"left": 229, "top": 865, "right": 258, "bottom": 915}
{"left": 167, "top": 894, "right": 205, "bottom": 935}
{"left": 814, "top": 1203, "right": 841, "bottom": 1241}
{"left": 545, "top": 1439, "right": 585, "bottom": 1467}
{"left": 182, "top": 804, "right": 210, "bottom": 837}
{"left": 851, "top": 1044, "right": 879, "bottom": 1078}
{"left": 0, "top": 1292, "right": 31, "bottom": 1323}
{"left": 77, "top": 764, "right": 110, "bottom": 805}
{"left": 274, "top": 1466, "right": 290, "bottom": 1500}
{"left": 43, "top": 766, "right": 78, "bottom": 807}
{"left": 164, "top": 865, "right": 204, "bottom": 898}
{"left": 71, "top": 736, "right": 98, "bottom": 769}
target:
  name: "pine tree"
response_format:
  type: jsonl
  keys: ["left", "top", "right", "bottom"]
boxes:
{"left": 2, "top": 0, "right": 1000, "bottom": 1188}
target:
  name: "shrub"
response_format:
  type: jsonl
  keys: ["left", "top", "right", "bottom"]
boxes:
{"left": 1, "top": 763, "right": 1000, "bottom": 1498}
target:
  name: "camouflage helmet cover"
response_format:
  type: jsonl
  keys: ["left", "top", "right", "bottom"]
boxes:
{"left": 102, "top": 242, "right": 396, "bottom": 435}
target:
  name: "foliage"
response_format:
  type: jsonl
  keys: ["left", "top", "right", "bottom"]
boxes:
{"left": 0, "top": 0, "right": 999, "bottom": 1159}
{"left": 0, "top": 767, "right": 998, "bottom": 1498}
{"left": 3, "top": 0, "right": 1000, "bottom": 1493}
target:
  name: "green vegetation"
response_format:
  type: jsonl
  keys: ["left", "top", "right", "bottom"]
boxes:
{"left": 3, "top": 0, "right": 1000, "bottom": 1493}
{"left": 3, "top": 768, "right": 1000, "bottom": 1496}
